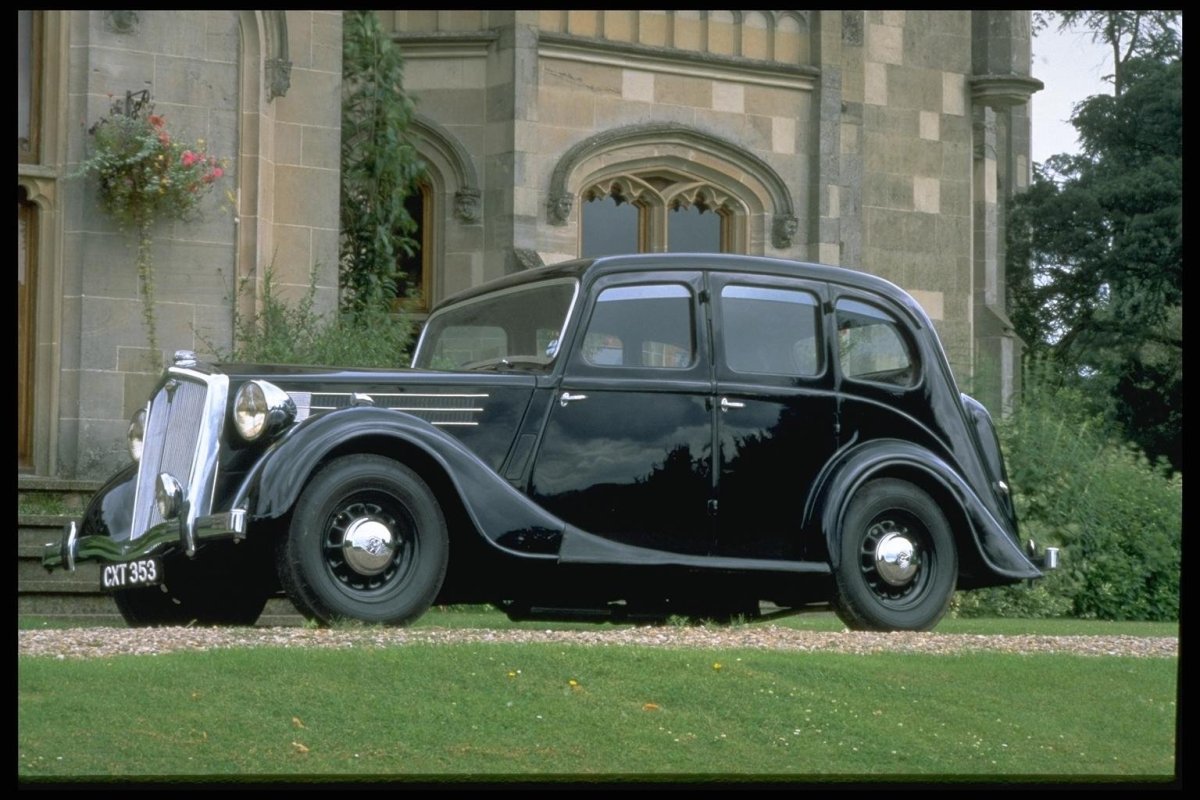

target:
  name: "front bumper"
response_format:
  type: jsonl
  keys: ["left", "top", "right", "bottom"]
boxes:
{"left": 42, "top": 510, "right": 247, "bottom": 572}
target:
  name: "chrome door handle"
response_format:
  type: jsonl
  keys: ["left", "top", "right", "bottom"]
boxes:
{"left": 720, "top": 397, "right": 745, "bottom": 412}
{"left": 560, "top": 392, "right": 588, "bottom": 407}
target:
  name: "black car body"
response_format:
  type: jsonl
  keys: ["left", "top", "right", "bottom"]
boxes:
{"left": 44, "top": 254, "right": 1055, "bottom": 631}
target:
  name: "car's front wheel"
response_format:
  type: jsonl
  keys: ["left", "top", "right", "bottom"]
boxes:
{"left": 277, "top": 455, "right": 449, "bottom": 626}
{"left": 832, "top": 478, "right": 957, "bottom": 632}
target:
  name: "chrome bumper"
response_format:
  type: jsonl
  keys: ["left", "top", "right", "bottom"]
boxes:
{"left": 42, "top": 510, "right": 247, "bottom": 572}
{"left": 1025, "top": 539, "right": 1060, "bottom": 571}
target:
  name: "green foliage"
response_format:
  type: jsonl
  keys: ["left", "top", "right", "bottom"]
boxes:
{"left": 1007, "top": 48, "right": 1182, "bottom": 469}
{"left": 340, "top": 10, "right": 425, "bottom": 316}
{"left": 76, "top": 95, "right": 227, "bottom": 231}
{"left": 965, "top": 362, "right": 1181, "bottom": 621}
{"left": 952, "top": 581, "right": 1074, "bottom": 621}
{"left": 75, "top": 93, "right": 230, "bottom": 360}
{"left": 215, "top": 267, "right": 415, "bottom": 369}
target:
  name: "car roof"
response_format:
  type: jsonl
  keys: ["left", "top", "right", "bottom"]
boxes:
{"left": 430, "top": 253, "right": 930, "bottom": 327}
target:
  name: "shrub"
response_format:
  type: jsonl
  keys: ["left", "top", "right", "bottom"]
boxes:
{"left": 956, "top": 363, "right": 1181, "bottom": 620}
{"left": 213, "top": 267, "right": 416, "bottom": 369}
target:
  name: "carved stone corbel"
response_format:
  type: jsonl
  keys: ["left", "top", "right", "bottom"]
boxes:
{"left": 772, "top": 215, "right": 799, "bottom": 249}
{"left": 547, "top": 191, "right": 574, "bottom": 226}
{"left": 266, "top": 57, "right": 292, "bottom": 102}
{"left": 454, "top": 188, "right": 481, "bottom": 223}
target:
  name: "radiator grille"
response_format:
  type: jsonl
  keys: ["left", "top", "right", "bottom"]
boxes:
{"left": 130, "top": 379, "right": 209, "bottom": 539}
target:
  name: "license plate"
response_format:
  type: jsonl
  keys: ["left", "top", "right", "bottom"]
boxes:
{"left": 100, "top": 558, "right": 163, "bottom": 591}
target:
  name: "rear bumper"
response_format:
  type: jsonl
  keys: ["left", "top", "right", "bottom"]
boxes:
{"left": 1026, "top": 540, "right": 1060, "bottom": 572}
{"left": 42, "top": 510, "right": 247, "bottom": 572}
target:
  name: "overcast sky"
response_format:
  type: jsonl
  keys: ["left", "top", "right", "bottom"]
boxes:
{"left": 1029, "top": 23, "right": 1114, "bottom": 164}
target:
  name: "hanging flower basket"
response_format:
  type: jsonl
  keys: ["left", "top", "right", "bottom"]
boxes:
{"left": 76, "top": 91, "right": 228, "bottom": 359}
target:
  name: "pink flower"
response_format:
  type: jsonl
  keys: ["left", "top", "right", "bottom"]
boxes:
{"left": 148, "top": 114, "right": 165, "bottom": 128}
{"left": 181, "top": 150, "right": 199, "bottom": 167}
{"left": 211, "top": 166, "right": 224, "bottom": 179}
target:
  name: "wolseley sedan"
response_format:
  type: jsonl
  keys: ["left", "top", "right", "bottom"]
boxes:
{"left": 44, "top": 254, "right": 1054, "bottom": 631}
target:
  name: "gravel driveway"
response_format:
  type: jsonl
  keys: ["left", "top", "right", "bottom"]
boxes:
{"left": 18, "top": 625, "right": 1178, "bottom": 660}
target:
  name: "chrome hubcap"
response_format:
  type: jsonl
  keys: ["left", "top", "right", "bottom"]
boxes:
{"left": 342, "top": 517, "right": 396, "bottom": 576}
{"left": 872, "top": 525, "right": 919, "bottom": 586}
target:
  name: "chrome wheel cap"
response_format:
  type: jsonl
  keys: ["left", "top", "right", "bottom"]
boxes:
{"left": 342, "top": 517, "right": 397, "bottom": 576}
{"left": 873, "top": 527, "right": 918, "bottom": 586}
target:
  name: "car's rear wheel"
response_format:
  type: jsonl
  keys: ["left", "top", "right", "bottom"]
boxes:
{"left": 277, "top": 455, "right": 448, "bottom": 626}
{"left": 114, "top": 550, "right": 271, "bottom": 627}
{"left": 832, "top": 478, "right": 957, "bottom": 631}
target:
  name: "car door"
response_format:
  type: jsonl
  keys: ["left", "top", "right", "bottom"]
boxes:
{"left": 709, "top": 272, "right": 837, "bottom": 560}
{"left": 528, "top": 272, "right": 716, "bottom": 556}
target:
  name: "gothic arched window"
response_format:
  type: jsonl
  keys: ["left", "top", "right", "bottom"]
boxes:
{"left": 580, "top": 171, "right": 740, "bottom": 257}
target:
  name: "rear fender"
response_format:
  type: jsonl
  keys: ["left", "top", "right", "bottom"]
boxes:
{"left": 807, "top": 439, "right": 1040, "bottom": 581}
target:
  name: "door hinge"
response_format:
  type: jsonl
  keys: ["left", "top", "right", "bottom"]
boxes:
{"left": 707, "top": 499, "right": 719, "bottom": 516}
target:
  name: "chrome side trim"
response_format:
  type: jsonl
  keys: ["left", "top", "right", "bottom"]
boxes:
{"left": 290, "top": 391, "right": 491, "bottom": 426}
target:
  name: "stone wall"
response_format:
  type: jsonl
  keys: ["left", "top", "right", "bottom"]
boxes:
{"left": 48, "top": 11, "right": 342, "bottom": 478}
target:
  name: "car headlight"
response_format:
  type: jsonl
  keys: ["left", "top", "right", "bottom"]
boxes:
{"left": 233, "top": 380, "right": 296, "bottom": 442}
{"left": 128, "top": 407, "right": 147, "bottom": 462}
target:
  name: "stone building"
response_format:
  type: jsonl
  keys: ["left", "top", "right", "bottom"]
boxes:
{"left": 18, "top": 10, "right": 1040, "bottom": 481}
{"left": 386, "top": 9, "right": 1040, "bottom": 407}
{"left": 19, "top": 11, "right": 343, "bottom": 479}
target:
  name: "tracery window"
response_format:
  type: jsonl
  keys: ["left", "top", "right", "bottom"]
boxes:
{"left": 580, "top": 172, "right": 740, "bottom": 257}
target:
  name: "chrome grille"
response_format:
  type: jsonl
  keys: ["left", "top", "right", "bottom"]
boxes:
{"left": 130, "top": 375, "right": 219, "bottom": 539}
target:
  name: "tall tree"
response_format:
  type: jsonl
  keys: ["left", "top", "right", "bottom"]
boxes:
{"left": 1034, "top": 10, "right": 1182, "bottom": 95}
{"left": 1009, "top": 17, "right": 1181, "bottom": 469}
{"left": 340, "top": 10, "right": 425, "bottom": 316}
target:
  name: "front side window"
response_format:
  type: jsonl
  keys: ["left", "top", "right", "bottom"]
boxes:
{"left": 413, "top": 279, "right": 578, "bottom": 370}
{"left": 581, "top": 284, "right": 694, "bottom": 369}
{"left": 836, "top": 298, "right": 917, "bottom": 387}
{"left": 721, "top": 285, "right": 821, "bottom": 377}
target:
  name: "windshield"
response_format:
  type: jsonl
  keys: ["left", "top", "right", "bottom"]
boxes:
{"left": 412, "top": 279, "right": 579, "bottom": 371}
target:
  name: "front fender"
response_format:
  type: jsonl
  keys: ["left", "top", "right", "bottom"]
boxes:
{"left": 79, "top": 463, "right": 138, "bottom": 541}
{"left": 808, "top": 439, "right": 1041, "bottom": 581}
{"left": 232, "top": 407, "right": 565, "bottom": 559}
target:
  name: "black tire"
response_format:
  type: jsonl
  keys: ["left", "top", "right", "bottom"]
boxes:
{"left": 114, "top": 549, "right": 271, "bottom": 627}
{"left": 832, "top": 478, "right": 957, "bottom": 632}
{"left": 277, "top": 455, "right": 448, "bottom": 626}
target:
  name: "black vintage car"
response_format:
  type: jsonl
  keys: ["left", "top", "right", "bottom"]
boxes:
{"left": 44, "top": 254, "right": 1056, "bottom": 631}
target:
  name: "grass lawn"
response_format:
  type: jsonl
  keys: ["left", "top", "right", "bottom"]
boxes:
{"left": 18, "top": 611, "right": 1179, "bottom": 784}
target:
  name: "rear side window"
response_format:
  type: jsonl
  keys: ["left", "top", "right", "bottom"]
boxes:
{"left": 581, "top": 284, "right": 695, "bottom": 369}
{"left": 720, "top": 285, "right": 822, "bottom": 377}
{"left": 836, "top": 298, "right": 917, "bottom": 387}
